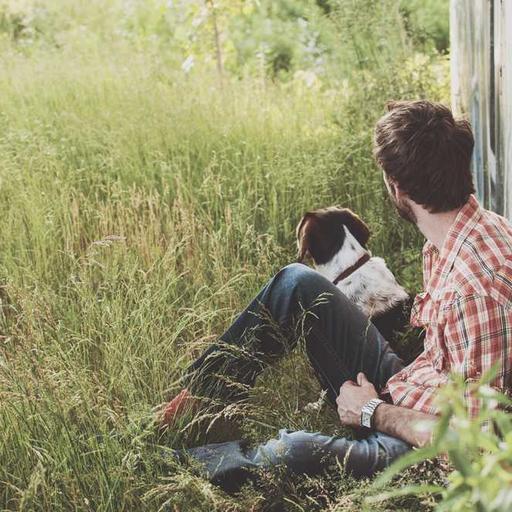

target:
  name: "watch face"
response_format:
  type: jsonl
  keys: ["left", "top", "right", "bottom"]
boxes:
{"left": 361, "top": 411, "right": 372, "bottom": 428}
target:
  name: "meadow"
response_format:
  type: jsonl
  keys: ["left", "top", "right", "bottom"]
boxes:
{"left": 0, "top": 1, "right": 464, "bottom": 510}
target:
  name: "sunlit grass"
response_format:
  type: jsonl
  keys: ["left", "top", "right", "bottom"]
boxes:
{"left": 0, "top": 2, "right": 450, "bottom": 509}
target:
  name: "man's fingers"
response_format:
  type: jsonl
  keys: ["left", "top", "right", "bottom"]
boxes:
{"left": 357, "top": 372, "right": 369, "bottom": 386}
{"left": 337, "top": 380, "right": 356, "bottom": 403}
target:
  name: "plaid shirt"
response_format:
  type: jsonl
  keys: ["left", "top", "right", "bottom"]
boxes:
{"left": 385, "top": 195, "right": 512, "bottom": 418}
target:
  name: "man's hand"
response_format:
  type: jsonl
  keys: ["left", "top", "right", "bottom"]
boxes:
{"left": 336, "top": 372, "right": 378, "bottom": 427}
{"left": 336, "top": 372, "right": 438, "bottom": 447}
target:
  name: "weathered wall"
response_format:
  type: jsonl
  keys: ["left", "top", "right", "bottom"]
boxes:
{"left": 450, "top": 0, "right": 511, "bottom": 218}
{"left": 495, "top": 0, "right": 512, "bottom": 219}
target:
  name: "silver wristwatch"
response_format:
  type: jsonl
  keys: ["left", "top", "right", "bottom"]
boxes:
{"left": 360, "top": 398, "right": 385, "bottom": 429}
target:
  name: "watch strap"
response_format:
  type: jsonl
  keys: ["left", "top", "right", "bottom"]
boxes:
{"left": 360, "top": 398, "right": 385, "bottom": 428}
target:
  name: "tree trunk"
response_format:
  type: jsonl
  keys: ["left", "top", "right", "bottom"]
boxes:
{"left": 206, "top": 0, "right": 224, "bottom": 79}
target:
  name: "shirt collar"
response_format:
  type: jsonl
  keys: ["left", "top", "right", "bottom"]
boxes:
{"left": 425, "top": 195, "right": 482, "bottom": 293}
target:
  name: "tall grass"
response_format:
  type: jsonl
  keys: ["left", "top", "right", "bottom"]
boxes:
{"left": 0, "top": 1, "right": 449, "bottom": 510}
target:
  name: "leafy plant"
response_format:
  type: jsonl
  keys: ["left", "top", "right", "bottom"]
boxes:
{"left": 369, "top": 369, "right": 512, "bottom": 512}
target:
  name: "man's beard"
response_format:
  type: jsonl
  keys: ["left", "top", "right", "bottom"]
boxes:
{"left": 392, "top": 196, "right": 417, "bottom": 224}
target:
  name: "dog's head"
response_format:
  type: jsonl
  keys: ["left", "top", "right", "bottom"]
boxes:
{"left": 296, "top": 207, "right": 370, "bottom": 265}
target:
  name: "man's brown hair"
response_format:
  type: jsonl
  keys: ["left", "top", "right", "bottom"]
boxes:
{"left": 373, "top": 100, "right": 475, "bottom": 213}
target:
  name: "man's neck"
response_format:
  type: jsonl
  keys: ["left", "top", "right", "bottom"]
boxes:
{"left": 413, "top": 205, "right": 462, "bottom": 251}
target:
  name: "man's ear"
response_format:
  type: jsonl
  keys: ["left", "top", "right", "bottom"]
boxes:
{"left": 389, "top": 179, "right": 406, "bottom": 200}
{"left": 383, "top": 173, "right": 399, "bottom": 197}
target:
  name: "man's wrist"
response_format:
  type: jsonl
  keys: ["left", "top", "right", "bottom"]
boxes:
{"left": 372, "top": 401, "right": 392, "bottom": 430}
{"left": 372, "top": 402, "right": 437, "bottom": 447}
{"left": 360, "top": 398, "right": 385, "bottom": 428}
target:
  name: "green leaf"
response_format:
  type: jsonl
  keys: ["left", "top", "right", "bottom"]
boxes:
{"left": 371, "top": 445, "right": 440, "bottom": 489}
{"left": 365, "top": 483, "right": 443, "bottom": 505}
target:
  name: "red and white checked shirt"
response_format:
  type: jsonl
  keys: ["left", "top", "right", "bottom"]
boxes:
{"left": 385, "top": 195, "right": 512, "bottom": 418}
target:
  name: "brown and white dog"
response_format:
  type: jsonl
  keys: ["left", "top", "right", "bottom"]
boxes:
{"left": 296, "top": 206, "right": 411, "bottom": 343}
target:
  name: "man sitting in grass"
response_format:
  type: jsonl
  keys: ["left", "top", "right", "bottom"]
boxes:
{"left": 159, "top": 100, "right": 512, "bottom": 490}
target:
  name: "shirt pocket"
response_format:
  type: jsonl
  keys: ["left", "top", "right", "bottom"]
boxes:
{"left": 412, "top": 291, "right": 437, "bottom": 326}
{"left": 413, "top": 291, "right": 452, "bottom": 371}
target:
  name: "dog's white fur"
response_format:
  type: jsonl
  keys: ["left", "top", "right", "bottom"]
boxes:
{"left": 314, "top": 227, "right": 408, "bottom": 317}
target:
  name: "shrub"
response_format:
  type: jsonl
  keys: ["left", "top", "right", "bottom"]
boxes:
{"left": 369, "top": 370, "right": 512, "bottom": 512}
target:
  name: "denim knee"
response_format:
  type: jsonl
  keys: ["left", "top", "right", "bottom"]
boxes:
{"left": 275, "top": 263, "right": 330, "bottom": 296}
{"left": 274, "top": 263, "right": 340, "bottom": 316}
{"left": 278, "top": 262, "right": 313, "bottom": 279}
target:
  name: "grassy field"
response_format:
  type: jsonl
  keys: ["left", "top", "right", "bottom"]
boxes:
{"left": 0, "top": 1, "right": 452, "bottom": 510}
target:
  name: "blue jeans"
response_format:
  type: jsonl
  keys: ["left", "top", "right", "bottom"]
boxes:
{"left": 180, "top": 264, "right": 411, "bottom": 489}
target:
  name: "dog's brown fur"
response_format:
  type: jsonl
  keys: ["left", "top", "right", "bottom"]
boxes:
{"left": 296, "top": 207, "right": 370, "bottom": 265}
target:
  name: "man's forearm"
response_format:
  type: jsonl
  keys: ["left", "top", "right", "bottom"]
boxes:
{"left": 374, "top": 403, "right": 437, "bottom": 447}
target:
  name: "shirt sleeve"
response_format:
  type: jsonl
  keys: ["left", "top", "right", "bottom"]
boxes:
{"left": 443, "top": 294, "right": 512, "bottom": 418}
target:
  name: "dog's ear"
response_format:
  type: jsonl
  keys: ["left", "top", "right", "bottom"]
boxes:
{"left": 297, "top": 209, "right": 345, "bottom": 265}
{"left": 338, "top": 209, "right": 371, "bottom": 247}
{"left": 296, "top": 213, "right": 312, "bottom": 262}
